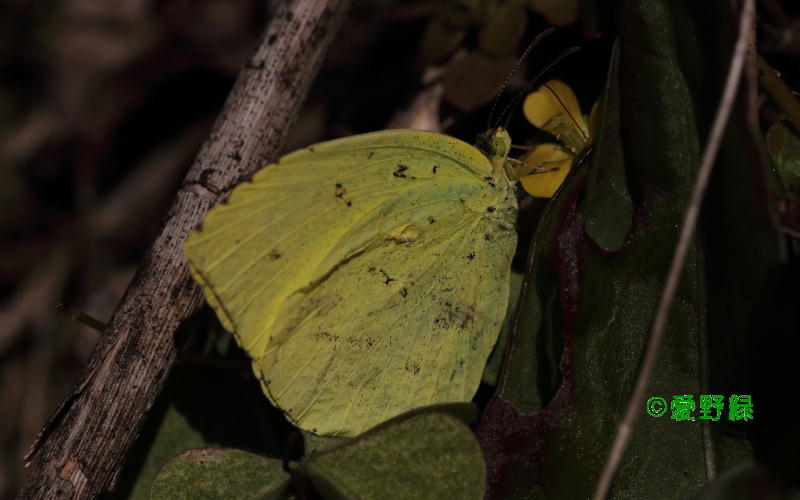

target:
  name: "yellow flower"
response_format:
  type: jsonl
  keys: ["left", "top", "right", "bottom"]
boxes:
{"left": 515, "top": 80, "right": 595, "bottom": 198}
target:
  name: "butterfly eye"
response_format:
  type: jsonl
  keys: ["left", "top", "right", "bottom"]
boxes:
{"left": 476, "top": 128, "right": 512, "bottom": 160}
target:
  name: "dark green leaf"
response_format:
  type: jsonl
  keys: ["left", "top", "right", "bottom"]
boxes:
{"left": 477, "top": 0, "right": 726, "bottom": 497}
{"left": 108, "top": 363, "right": 290, "bottom": 499}
{"left": 151, "top": 448, "right": 290, "bottom": 500}
{"left": 766, "top": 121, "right": 800, "bottom": 194}
{"left": 483, "top": 270, "right": 524, "bottom": 386}
{"left": 305, "top": 412, "right": 485, "bottom": 500}
{"left": 581, "top": 40, "right": 634, "bottom": 252}
{"left": 119, "top": 405, "right": 209, "bottom": 500}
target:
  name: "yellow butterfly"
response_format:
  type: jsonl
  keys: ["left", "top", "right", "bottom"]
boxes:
{"left": 184, "top": 128, "right": 518, "bottom": 437}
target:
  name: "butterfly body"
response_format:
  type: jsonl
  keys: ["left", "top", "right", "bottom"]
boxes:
{"left": 185, "top": 129, "right": 518, "bottom": 436}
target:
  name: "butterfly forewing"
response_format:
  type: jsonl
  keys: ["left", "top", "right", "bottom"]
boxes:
{"left": 184, "top": 129, "right": 517, "bottom": 436}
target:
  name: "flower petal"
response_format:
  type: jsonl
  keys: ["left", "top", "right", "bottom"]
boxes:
{"left": 517, "top": 143, "right": 573, "bottom": 198}
{"left": 515, "top": 143, "right": 571, "bottom": 176}
{"left": 523, "top": 80, "right": 588, "bottom": 152}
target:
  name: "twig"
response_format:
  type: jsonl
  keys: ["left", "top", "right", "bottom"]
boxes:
{"left": 17, "top": 1, "right": 353, "bottom": 498}
{"left": 55, "top": 304, "right": 108, "bottom": 333}
{"left": 592, "top": 1, "right": 755, "bottom": 498}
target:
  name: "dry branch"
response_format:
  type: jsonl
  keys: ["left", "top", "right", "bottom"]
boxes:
{"left": 17, "top": 1, "right": 353, "bottom": 497}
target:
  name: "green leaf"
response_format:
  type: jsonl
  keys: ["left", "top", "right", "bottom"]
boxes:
{"left": 108, "top": 362, "right": 289, "bottom": 499}
{"left": 765, "top": 121, "right": 800, "bottom": 243}
{"left": 303, "top": 402, "right": 478, "bottom": 459}
{"left": 482, "top": 270, "right": 524, "bottom": 386}
{"left": 581, "top": 40, "right": 634, "bottom": 252}
{"left": 303, "top": 431, "right": 351, "bottom": 456}
{"left": 766, "top": 121, "right": 800, "bottom": 194}
{"left": 671, "top": 0, "right": 788, "bottom": 480}
{"left": 305, "top": 412, "right": 485, "bottom": 500}
{"left": 478, "top": 0, "right": 715, "bottom": 497}
{"left": 114, "top": 404, "right": 210, "bottom": 500}
{"left": 479, "top": 0, "right": 790, "bottom": 496}
{"left": 151, "top": 448, "right": 290, "bottom": 500}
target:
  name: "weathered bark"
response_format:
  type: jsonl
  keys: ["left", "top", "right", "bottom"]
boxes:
{"left": 18, "top": 1, "right": 353, "bottom": 497}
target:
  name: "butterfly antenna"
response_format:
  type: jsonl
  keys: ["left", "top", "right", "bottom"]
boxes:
{"left": 498, "top": 46, "right": 581, "bottom": 130}
{"left": 542, "top": 82, "right": 589, "bottom": 140}
{"left": 486, "top": 27, "right": 555, "bottom": 130}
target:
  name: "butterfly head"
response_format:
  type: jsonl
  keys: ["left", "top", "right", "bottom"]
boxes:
{"left": 476, "top": 127, "right": 512, "bottom": 165}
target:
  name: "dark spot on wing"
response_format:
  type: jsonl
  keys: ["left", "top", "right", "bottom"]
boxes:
{"left": 368, "top": 265, "right": 376, "bottom": 272}
{"left": 335, "top": 183, "right": 345, "bottom": 198}
{"left": 380, "top": 269, "right": 394, "bottom": 285}
{"left": 400, "top": 287, "right": 408, "bottom": 297}
{"left": 432, "top": 165, "right": 439, "bottom": 174}
{"left": 427, "top": 216, "right": 436, "bottom": 224}
{"left": 462, "top": 306, "right": 475, "bottom": 330}
{"left": 267, "top": 34, "right": 277, "bottom": 45}
{"left": 346, "top": 200, "right": 352, "bottom": 207}
{"left": 343, "top": 335, "right": 376, "bottom": 350}
{"left": 315, "top": 331, "right": 340, "bottom": 342}
{"left": 487, "top": 206, "right": 495, "bottom": 212}
{"left": 466, "top": 252, "right": 475, "bottom": 261}
{"left": 404, "top": 362, "right": 421, "bottom": 375}
{"left": 484, "top": 233, "right": 493, "bottom": 241}
{"left": 459, "top": 198, "right": 465, "bottom": 203}
{"left": 268, "top": 250, "right": 282, "bottom": 260}
{"left": 393, "top": 164, "right": 409, "bottom": 178}
{"left": 367, "top": 151, "right": 374, "bottom": 159}
{"left": 438, "top": 300, "right": 477, "bottom": 332}
{"left": 484, "top": 176, "right": 496, "bottom": 188}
